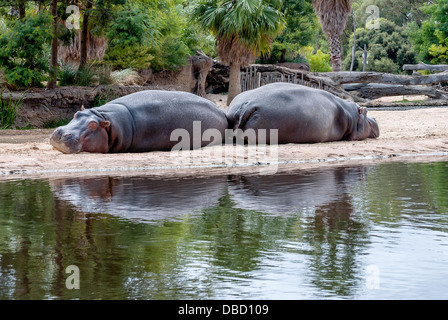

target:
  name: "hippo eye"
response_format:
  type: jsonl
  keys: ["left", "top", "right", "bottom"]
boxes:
{"left": 87, "top": 121, "right": 99, "bottom": 130}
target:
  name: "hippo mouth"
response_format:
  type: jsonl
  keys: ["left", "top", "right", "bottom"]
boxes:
{"left": 50, "top": 129, "right": 82, "bottom": 154}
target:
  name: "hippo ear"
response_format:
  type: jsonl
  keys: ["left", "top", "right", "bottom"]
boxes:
{"left": 81, "top": 105, "right": 85, "bottom": 111}
{"left": 100, "top": 120, "right": 111, "bottom": 128}
{"left": 88, "top": 121, "right": 99, "bottom": 130}
{"left": 358, "top": 107, "right": 367, "bottom": 115}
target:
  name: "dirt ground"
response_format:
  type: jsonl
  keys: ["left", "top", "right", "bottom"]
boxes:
{"left": 1, "top": 94, "right": 448, "bottom": 179}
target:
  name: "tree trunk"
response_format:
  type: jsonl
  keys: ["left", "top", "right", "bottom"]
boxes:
{"left": 18, "top": 0, "right": 25, "bottom": 19}
{"left": 362, "top": 44, "right": 368, "bottom": 72}
{"left": 328, "top": 33, "right": 342, "bottom": 72}
{"left": 227, "top": 62, "right": 241, "bottom": 106}
{"left": 79, "top": 0, "right": 93, "bottom": 70}
{"left": 350, "top": 11, "right": 356, "bottom": 72}
{"left": 47, "top": 0, "right": 58, "bottom": 89}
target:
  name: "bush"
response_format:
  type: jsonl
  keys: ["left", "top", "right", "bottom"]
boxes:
{"left": 373, "top": 57, "right": 399, "bottom": 73}
{"left": 104, "top": 45, "right": 154, "bottom": 70}
{"left": 74, "top": 66, "right": 95, "bottom": 86}
{"left": 59, "top": 63, "right": 114, "bottom": 87}
{"left": 110, "top": 68, "right": 145, "bottom": 86}
{"left": 104, "top": 4, "right": 157, "bottom": 70}
{"left": 0, "top": 13, "right": 53, "bottom": 88}
{"left": 0, "top": 91, "right": 24, "bottom": 129}
{"left": 301, "top": 47, "right": 332, "bottom": 72}
{"left": 58, "top": 62, "right": 77, "bottom": 86}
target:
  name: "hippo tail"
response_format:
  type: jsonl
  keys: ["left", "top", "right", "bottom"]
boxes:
{"left": 227, "top": 104, "right": 257, "bottom": 131}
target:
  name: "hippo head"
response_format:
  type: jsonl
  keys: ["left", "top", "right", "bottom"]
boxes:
{"left": 354, "top": 107, "right": 380, "bottom": 140}
{"left": 50, "top": 109, "right": 110, "bottom": 154}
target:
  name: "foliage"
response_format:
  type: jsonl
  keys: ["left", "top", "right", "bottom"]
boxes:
{"left": 301, "top": 46, "right": 331, "bottom": 72}
{"left": 343, "top": 18, "right": 417, "bottom": 73}
{"left": 148, "top": 7, "right": 191, "bottom": 71}
{"left": 103, "top": 3, "right": 158, "bottom": 69}
{"left": 59, "top": 62, "right": 114, "bottom": 87}
{"left": 350, "top": 0, "right": 428, "bottom": 28}
{"left": 110, "top": 68, "right": 144, "bottom": 86}
{"left": 407, "top": 0, "right": 448, "bottom": 64}
{"left": 58, "top": 62, "right": 77, "bottom": 86}
{"left": 74, "top": 66, "right": 96, "bottom": 86}
{"left": 264, "top": 0, "right": 319, "bottom": 64}
{"left": 191, "top": 0, "right": 286, "bottom": 65}
{"left": 0, "top": 91, "right": 24, "bottom": 129}
{"left": 0, "top": 12, "right": 53, "bottom": 88}
{"left": 181, "top": 24, "right": 217, "bottom": 58}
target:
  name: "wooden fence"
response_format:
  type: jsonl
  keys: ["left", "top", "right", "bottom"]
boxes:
{"left": 240, "top": 64, "right": 448, "bottom": 103}
{"left": 241, "top": 64, "right": 328, "bottom": 92}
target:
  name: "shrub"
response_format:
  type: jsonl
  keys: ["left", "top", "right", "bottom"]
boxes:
{"left": 104, "top": 4, "right": 157, "bottom": 70}
{"left": 110, "top": 68, "right": 145, "bottom": 86}
{"left": 59, "top": 62, "right": 77, "bottom": 86}
{"left": 74, "top": 66, "right": 95, "bottom": 86}
{"left": 0, "top": 13, "right": 53, "bottom": 88}
{"left": 0, "top": 91, "right": 24, "bottom": 129}
{"left": 301, "top": 47, "right": 332, "bottom": 72}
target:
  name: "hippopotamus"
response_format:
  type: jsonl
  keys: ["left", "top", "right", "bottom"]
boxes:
{"left": 50, "top": 90, "right": 229, "bottom": 153}
{"left": 226, "top": 83, "right": 379, "bottom": 144}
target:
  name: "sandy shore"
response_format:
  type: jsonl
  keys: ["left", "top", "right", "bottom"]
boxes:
{"left": 1, "top": 94, "right": 448, "bottom": 179}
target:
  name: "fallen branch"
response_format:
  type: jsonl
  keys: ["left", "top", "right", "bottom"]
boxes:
{"left": 403, "top": 62, "right": 448, "bottom": 72}
{"left": 312, "top": 71, "right": 448, "bottom": 86}
{"left": 344, "top": 83, "right": 448, "bottom": 100}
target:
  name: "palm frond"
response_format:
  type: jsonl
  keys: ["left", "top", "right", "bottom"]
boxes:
{"left": 191, "top": 0, "right": 285, "bottom": 65}
{"left": 312, "top": 0, "right": 352, "bottom": 35}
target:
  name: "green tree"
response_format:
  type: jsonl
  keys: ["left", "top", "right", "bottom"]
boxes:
{"left": 0, "top": 12, "right": 53, "bottom": 88}
{"left": 312, "top": 0, "right": 352, "bottom": 72}
{"left": 147, "top": 5, "right": 191, "bottom": 71}
{"left": 103, "top": 3, "right": 158, "bottom": 69}
{"left": 343, "top": 18, "right": 416, "bottom": 73}
{"left": 407, "top": 0, "right": 448, "bottom": 64}
{"left": 265, "top": 0, "right": 319, "bottom": 64}
{"left": 351, "top": 0, "right": 428, "bottom": 28}
{"left": 191, "top": 0, "right": 285, "bottom": 105}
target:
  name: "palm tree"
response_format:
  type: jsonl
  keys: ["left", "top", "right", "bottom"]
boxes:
{"left": 312, "top": 0, "right": 352, "bottom": 72}
{"left": 192, "top": 0, "right": 285, "bottom": 105}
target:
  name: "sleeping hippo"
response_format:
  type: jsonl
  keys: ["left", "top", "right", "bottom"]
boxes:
{"left": 50, "top": 90, "right": 229, "bottom": 153}
{"left": 226, "top": 83, "right": 379, "bottom": 144}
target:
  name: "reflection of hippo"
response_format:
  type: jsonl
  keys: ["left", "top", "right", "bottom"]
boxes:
{"left": 226, "top": 83, "right": 379, "bottom": 144}
{"left": 50, "top": 176, "right": 228, "bottom": 222}
{"left": 227, "top": 166, "right": 369, "bottom": 215}
{"left": 50, "top": 90, "right": 228, "bottom": 153}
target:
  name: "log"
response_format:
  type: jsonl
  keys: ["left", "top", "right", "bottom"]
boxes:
{"left": 403, "top": 62, "right": 448, "bottom": 72}
{"left": 313, "top": 71, "right": 448, "bottom": 86}
{"left": 344, "top": 83, "right": 448, "bottom": 100}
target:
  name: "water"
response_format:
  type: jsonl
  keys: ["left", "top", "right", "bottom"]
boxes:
{"left": 0, "top": 161, "right": 447, "bottom": 300}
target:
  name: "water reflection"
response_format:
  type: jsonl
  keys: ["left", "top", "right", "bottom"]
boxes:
{"left": 0, "top": 162, "right": 447, "bottom": 299}
{"left": 50, "top": 176, "right": 228, "bottom": 223}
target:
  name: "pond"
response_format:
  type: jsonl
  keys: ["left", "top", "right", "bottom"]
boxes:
{"left": 0, "top": 161, "right": 447, "bottom": 300}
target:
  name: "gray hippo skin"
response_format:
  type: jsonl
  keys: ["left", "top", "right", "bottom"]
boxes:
{"left": 226, "top": 83, "right": 379, "bottom": 144}
{"left": 50, "top": 90, "right": 229, "bottom": 153}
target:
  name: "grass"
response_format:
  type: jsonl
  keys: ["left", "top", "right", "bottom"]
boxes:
{"left": 110, "top": 68, "right": 144, "bottom": 86}
{"left": 59, "top": 63, "right": 143, "bottom": 87}
{"left": 392, "top": 99, "right": 427, "bottom": 104}
{"left": 58, "top": 62, "right": 78, "bottom": 86}
{"left": 0, "top": 91, "right": 24, "bottom": 129}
